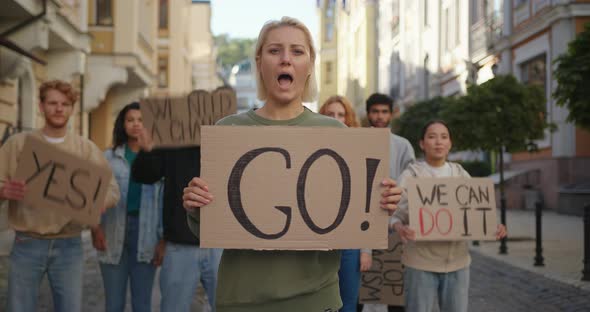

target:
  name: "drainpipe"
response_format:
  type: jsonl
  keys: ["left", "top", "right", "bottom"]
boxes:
{"left": 80, "top": 74, "right": 85, "bottom": 136}
{"left": 0, "top": 0, "right": 48, "bottom": 38}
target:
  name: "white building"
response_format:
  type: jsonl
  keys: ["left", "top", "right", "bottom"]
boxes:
{"left": 228, "top": 60, "right": 262, "bottom": 113}
{"left": 377, "top": 0, "right": 590, "bottom": 211}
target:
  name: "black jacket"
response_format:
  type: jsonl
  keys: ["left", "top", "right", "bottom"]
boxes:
{"left": 132, "top": 147, "right": 200, "bottom": 245}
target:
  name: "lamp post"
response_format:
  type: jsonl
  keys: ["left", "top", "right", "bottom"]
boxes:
{"left": 499, "top": 146, "right": 508, "bottom": 255}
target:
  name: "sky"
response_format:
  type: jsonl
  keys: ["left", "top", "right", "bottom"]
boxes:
{"left": 211, "top": 0, "right": 319, "bottom": 40}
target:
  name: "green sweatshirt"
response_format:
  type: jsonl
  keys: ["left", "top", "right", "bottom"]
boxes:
{"left": 187, "top": 108, "right": 346, "bottom": 312}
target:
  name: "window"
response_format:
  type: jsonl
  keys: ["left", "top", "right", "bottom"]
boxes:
{"left": 326, "top": 0, "right": 335, "bottom": 18}
{"left": 325, "top": 23, "right": 334, "bottom": 42}
{"left": 158, "top": 56, "right": 169, "bottom": 88}
{"left": 96, "top": 0, "right": 113, "bottom": 26}
{"left": 325, "top": 62, "right": 333, "bottom": 84}
{"left": 325, "top": 0, "right": 335, "bottom": 42}
{"left": 521, "top": 54, "right": 546, "bottom": 96}
{"left": 159, "top": 0, "right": 168, "bottom": 30}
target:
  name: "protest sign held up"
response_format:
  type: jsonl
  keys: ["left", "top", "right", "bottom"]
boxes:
{"left": 140, "top": 88, "right": 237, "bottom": 147}
{"left": 406, "top": 177, "right": 498, "bottom": 241}
{"left": 200, "top": 126, "right": 390, "bottom": 250}
{"left": 359, "top": 233, "right": 404, "bottom": 306}
{"left": 14, "top": 136, "right": 113, "bottom": 226}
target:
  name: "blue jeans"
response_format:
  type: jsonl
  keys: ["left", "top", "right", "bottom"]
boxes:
{"left": 159, "top": 243, "right": 222, "bottom": 312}
{"left": 404, "top": 266, "right": 469, "bottom": 312}
{"left": 100, "top": 216, "right": 157, "bottom": 312}
{"left": 7, "top": 232, "right": 83, "bottom": 312}
{"left": 338, "top": 249, "right": 361, "bottom": 312}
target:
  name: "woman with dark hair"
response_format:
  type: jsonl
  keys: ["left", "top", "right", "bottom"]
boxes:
{"left": 91, "top": 102, "right": 164, "bottom": 312}
{"left": 390, "top": 120, "right": 507, "bottom": 312}
{"left": 319, "top": 95, "right": 368, "bottom": 312}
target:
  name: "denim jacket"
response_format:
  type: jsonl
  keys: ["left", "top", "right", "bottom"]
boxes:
{"left": 98, "top": 145, "right": 163, "bottom": 264}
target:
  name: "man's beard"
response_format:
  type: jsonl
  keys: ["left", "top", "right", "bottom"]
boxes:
{"left": 45, "top": 116, "right": 69, "bottom": 129}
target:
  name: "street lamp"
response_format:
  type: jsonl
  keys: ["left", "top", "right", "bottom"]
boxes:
{"left": 499, "top": 145, "right": 508, "bottom": 254}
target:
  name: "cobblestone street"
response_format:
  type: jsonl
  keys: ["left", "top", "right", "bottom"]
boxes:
{"left": 1, "top": 234, "right": 589, "bottom": 311}
{"left": 0, "top": 231, "right": 207, "bottom": 312}
{"left": 468, "top": 251, "right": 590, "bottom": 312}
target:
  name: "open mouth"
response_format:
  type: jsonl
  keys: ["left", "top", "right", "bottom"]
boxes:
{"left": 278, "top": 73, "right": 293, "bottom": 88}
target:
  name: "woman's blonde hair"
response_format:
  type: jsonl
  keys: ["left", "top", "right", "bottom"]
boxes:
{"left": 319, "top": 95, "right": 360, "bottom": 128}
{"left": 254, "top": 16, "right": 318, "bottom": 102}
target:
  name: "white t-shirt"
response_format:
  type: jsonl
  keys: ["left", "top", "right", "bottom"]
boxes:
{"left": 42, "top": 134, "right": 66, "bottom": 144}
{"left": 425, "top": 162, "right": 452, "bottom": 178}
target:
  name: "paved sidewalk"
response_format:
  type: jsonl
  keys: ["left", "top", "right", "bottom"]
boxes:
{"left": 475, "top": 209, "right": 589, "bottom": 291}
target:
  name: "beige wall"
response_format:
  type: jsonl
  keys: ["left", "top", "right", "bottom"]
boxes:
{"left": 317, "top": 0, "right": 339, "bottom": 106}
{"left": 90, "top": 91, "right": 114, "bottom": 150}
{"left": 0, "top": 80, "right": 18, "bottom": 137}
{"left": 86, "top": 0, "right": 158, "bottom": 148}
{"left": 190, "top": 3, "right": 222, "bottom": 91}
{"left": 157, "top": 0, "right": 193, "bottom": 95}
{"left": 335, "top": 0, "right": 377, "bottom": 110}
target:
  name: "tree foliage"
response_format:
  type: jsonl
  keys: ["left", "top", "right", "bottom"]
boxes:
{"left": 214, "top": 34, "right": 256, "bottom": 72}
{"left": 553, "top": 22, "right": 590, "bottom": 130}
{"left": 442, "top": 75, "right": 554, "bottom": 153}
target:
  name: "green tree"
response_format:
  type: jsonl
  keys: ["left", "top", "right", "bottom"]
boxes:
{"left": 394, "top": 96, "right": 448, "bottom": 156}
{"left": 553, "top": 22, "right": 590, "bottom": 130}
{"left": 214, "top": 34, "right": 256, "bottom": 72}
{"left": 442, "top": 75, "right": 555, "bottom": 253}
{"left": 443, "top": 75, "right": 553, "bottom": 153}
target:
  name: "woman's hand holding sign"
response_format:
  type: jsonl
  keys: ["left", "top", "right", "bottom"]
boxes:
{"left": 496, "top": 224, "right": 507, "bottom": 240}
{"left": 183, "top": 177, "right": 213, "bottom": 211}
{"left": 380, "top": 178, "right": 402, "bottom": 215}
{"left": 392, "top": 223, "right": 416, "bottom": 244}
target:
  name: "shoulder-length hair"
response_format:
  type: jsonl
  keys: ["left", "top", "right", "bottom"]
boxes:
{"left": 112, "top": 102, "right": 140, "bottom": 150}
{"left": 319, "top": 95, "right": 360, "bottom": 128}
{"left": 254, "top": 16, "right": 318, "bottom": 102}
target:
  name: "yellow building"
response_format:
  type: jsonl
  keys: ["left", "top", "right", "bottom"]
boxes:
{"left": 86, "top": 0, "right": 158, "bottom": 150}
{"left": 153, "top": 0, "right": 192, "bottom": 96}
{"left": 86, "top": 0, "right": 221, "bottom": 150}
{"left": 1, "top": 0, "right": 90, "bottom": 141}
{"left": 317, "top": 0, "right": 378, "bottom": 112}
{"left": 0, "top": 0, "right": 92, "bottom": 253}
{"left": 190, "top": 0, "right": 223, "bottom": 91}
{"left": 316, "top": 0, "right": 338, "bottom": 106}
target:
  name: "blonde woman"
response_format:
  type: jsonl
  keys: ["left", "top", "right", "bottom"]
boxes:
{"left": 182, "top": 17, "right": 403, "bottom": 311}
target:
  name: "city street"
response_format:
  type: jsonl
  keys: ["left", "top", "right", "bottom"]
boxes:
{"left": 0, "top": 230, "right": 589, "bottom": 311}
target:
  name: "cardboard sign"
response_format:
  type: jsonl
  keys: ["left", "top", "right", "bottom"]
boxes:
{"left": 200, "top": 126, "right": 390, "bottom": 249}
{"left": 140, "top": 88, "right": 237, "bottom": 147}
{"left": 14, "top": 136, "right": 113, "bottom": 226}
{"left": 359, "top": 233, "right": 404, "bottom": 306}
{"left": 406, "top": 177, "right": 497, "bottom": 241}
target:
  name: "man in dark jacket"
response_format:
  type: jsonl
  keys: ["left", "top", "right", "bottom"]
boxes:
{"left": 132, "top": 130, "right": 221, "bottom": 312}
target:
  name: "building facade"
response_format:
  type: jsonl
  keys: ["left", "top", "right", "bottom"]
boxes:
{"left": 375, "top": 0, "right": 590, "bottom": 211}
{"left": 317, "top": 0, "right": 378, "bottom": 114}
{"left": 86, "top": 0, "right": 158, "bottom": 149}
